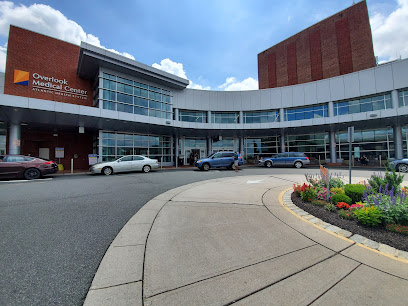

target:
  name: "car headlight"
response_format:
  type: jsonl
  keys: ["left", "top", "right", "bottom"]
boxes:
{"left": 197, "top": 160, "right": 202, "bottom": 163}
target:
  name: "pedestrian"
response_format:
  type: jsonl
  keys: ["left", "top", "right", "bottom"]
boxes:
{"left": 234, "top": 151, "right": 239, "bottom": 172}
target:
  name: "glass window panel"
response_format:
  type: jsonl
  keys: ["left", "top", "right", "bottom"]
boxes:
{"left": 348, "top": 100, "right": 360, "bottom": 114}
{"left": 117, "top": 82, "right": 124, "bottom": 93}
{"left": 140, "top": 89, "right": 148, "bottom": 98}
{"left": 117, "top": 103, "right": 133, "bottom": 113}
{"left": 134, "top": 87, "right": 141, "bottom": 96}
{"left": 124, "top": 84, "right": 133, "bottom": 94}
{"left": 103, "top": 90, "right": 115, "bottom": 101}
{"left": 102, "top": 139, "right": 115, "bottom": 146}
{"left": 103, "top": 100, "right": 116, "bottom": 111}
{"left": 134, "top": 106, "right": 148, "bottom": 116}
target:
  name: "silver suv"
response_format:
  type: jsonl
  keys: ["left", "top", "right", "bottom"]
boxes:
{"left": 259, "top": 152, "right": 310, "bottom": 168}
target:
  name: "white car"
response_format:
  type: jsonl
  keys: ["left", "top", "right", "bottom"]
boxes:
{"left": 90, "top": 155, "right": 159, "bottom": 175}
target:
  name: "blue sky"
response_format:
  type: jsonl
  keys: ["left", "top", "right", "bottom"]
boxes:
{"left": 0, "top": 0, "right": 406, "bottom": 90}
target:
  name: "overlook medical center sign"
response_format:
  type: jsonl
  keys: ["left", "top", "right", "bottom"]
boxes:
{"left": 14, "top": 69, "right": 89, "bottom": 101}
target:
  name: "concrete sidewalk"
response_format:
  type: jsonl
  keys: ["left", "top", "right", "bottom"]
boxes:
{"left": 84, "top": 174, "right": 408, "bottom": 305}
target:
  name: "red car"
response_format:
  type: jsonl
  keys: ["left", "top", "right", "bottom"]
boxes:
{"left": 0, "top": 155, "right": 59, "bottom": 180}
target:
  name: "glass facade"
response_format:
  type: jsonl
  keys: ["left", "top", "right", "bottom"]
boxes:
{"left": 101, "top": 73, "right": 172, "bottom": 119}
{"left": 211, "top": 112, "right": 240, "bottom": 124}
{"left": 284, "top": 104, "right": 328, "bottom": 121}
{"left": 101, "top": 132, "right": 172, "bottom": 162}
{"left": 336, "top": 128, "right": 394, "bottom": 161}
{"left": 285, "top": 133, "right": 329, "bottom": 162}
{"left": 399, "top": 88, "right": 408, "bottom": 107}
{"left": 212, "top": 138, "right": 234, "bottom": 152}
{"left": 243, "top": 110, "right": 279, "bottom": 123}
{"left": 179, "top": 110, "right": 207, "bottom": 123}
{"left": 334, "top": 93, "right": 392, "bottom": 116}
{"left": 244, "top": 136, "right": 279, "bottom": 159}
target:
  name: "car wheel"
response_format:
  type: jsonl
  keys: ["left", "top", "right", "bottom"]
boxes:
{"left": 294, "top": 161, "right": 303, "bottom": 168}
{"left": 142, "top": 165, "right": 151, "bottom": 173}
{"left": 24, "top": 168, "right": 41, "bottom": 180}
{"left": 227, "top": 163, "right": 233, "bottom": 170}
{"left": 203, "top": 163, "right": 210, "bottom": 171}
{"left": 265, "top": 161, "right": 272, "bottom": 168}
{"left": 102, "top": 167, "right": 113, "bottom": 175}
{"left": 397, "top": 163, "right": 408, "bottom": 173}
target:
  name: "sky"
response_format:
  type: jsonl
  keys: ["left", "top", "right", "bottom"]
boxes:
{"left": 0, "top": 0, "right": 406, "bottom": 91}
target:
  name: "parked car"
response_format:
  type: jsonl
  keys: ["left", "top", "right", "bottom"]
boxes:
{"left": 389, "top": 158, "right": 408, "bottom": 172}
{"left": 195, "top": 151, "right": 243, "bottom": 171}
{"left": 90, "top": 155, "right": 159, "bottom": 175}
{"left": 0, "top": 155, "right": 59, "bottom": 180}
{"left": 259, "top": 152, "right": 310, "bottom": 168}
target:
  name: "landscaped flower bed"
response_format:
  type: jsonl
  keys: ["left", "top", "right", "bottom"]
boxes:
{"left": 292, "top": 167, "right": 408, "bottom": 252}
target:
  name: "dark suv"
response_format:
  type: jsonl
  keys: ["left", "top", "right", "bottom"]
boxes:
{"left": 195, "top": 151, "right": 243, "bottom": 171}
{"left": 258, "top": 152, "right": 310, "bottom": 168}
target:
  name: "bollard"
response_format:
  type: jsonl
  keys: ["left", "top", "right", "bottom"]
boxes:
{"left": 71, "top": 158, "right": 73, "bottom": 174}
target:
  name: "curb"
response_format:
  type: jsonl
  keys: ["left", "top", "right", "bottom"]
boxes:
{"left": 279, "top": 188, "right": 408, "bottom": 264}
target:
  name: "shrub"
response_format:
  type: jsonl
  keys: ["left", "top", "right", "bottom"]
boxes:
{"left": 344, "top": 184, "right": 366, "bottom": 203}
{"left": 331, "top": 187, "right": 345, "bottom": 195}
{"left": 386, "top": 224, "right": 408, "bottom": 236}
{"left": 300, "top": 187, "right": 317, "bottom": 202}
{"left": 311, "top": 199, "right": 326, "bottom": 206}
{"left": 331, "top": 193, "right": 352, "bottom": 205}
{"left": 325, "top": 203, "right": 336, "bottom": 211}
{"left": 328, "top": 177, "right": 344, "bottom": 189}
{"left": 382, "top": 204, "right": 408, "bottom": 226}
{"left": 336, "top": 202, "right": 350, "bottom": 209}
{"left": 368, "top": 164, "right": 404, "bottom": 193}
{"left": 338, "top": 209, "right": 355, "bottom": 220}
{"left": 353, "top": 206, "right": 383, "bottom": 227}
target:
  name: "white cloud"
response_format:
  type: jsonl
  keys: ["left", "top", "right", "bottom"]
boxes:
{"left": 218, "top": 77, "right": 258, "bottom": 91}
{"left": 0, "top": 42, "right": 6, "bottom": 72}
{"left": 152, "top": 58, "right": 187, "bottom": 79}
{"left": 371, "top": 0, "right": 408, "bottom": 61}
{"left": 152, "top": 58, "right": 212, "bottom": 89}
{"left": 0, "top": 1, "right": 135, "bottom": 72}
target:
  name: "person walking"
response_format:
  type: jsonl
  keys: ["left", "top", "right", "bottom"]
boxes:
{"left": 234, "top": 152, "right": 239, "bottom": 172}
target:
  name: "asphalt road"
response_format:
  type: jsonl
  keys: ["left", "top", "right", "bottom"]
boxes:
{"left": 0, "top": 166, "right": 380, "bottom": 305}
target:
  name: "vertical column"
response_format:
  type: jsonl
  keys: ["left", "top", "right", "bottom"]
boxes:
{"left": 239, "top": 110, "right": 244, "bottom": 125}
{"left": 174, "top": 135, "right": 178, "bottom": 167}
{"left": 98, "top": 130, "right": 103, "bottom": 163}
{"left": 280, "top": 130, "right": 285, "bottom": 153}
{"left": 394, "top": 125, "right": 403, "bottom": 159}
{"left": 208, "top": 111, "right": 212, "bottom": 124}
{"left": 392, "top": 89, "right": 399, "bottom": 109}
{"left": 329, "top": 130, "right": 337, "bottom": 163}
{"left": 180, "top": 136, "right": 185, "bottom": 165}
{"left": 174, "top": 108, "right": 179, "bottom": 121}
{"left": 207, "top": 136, "right": 212, "bottom": 156}
{"left": 279, "top": 108, "right": 285, "bottom": 122}
{"left": 9, "top": 123, "right": 21, "bottom": 155}
{"left": 328, "top": 101, "right": 334, "bottom": 117}
{"left": 240, "top": 137, "right": 244, "bottom": 157}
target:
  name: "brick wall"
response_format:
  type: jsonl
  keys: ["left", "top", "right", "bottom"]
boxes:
{"left": 21, "top": 128, "right": 94, "bottom": 170}
{"left": 258, "top": 0, "right": 376, "bottom": 89}
{"left": 4, "top": 26, "right": 93, "bottom": 106}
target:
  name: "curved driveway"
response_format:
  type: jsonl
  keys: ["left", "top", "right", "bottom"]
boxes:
{"left": 85, "top": 174, "right": 408, "bottom": 305}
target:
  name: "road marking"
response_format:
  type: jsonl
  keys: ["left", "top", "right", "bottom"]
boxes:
{"left": 0, "top": 178, "right": 53, "bottom": 183}
{"left": 247, "top": 179, "right": 264, "bottom": 184}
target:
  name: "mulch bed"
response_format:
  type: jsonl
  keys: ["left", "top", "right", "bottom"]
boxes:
{"left": 291, "top": 193, "right": 408, "bottom": 252}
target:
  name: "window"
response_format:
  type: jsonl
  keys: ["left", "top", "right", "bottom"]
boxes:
{"left": 284, "top": 105, "right": 328, "bottom": 121}
{"left": 179, "top": 110, "right": 207, "bottom": 123}
{"left": 100, "top": 72, "right": 172, "bottom": 119}
{"left": 243, "top": 110, "right": 279, "bottom": 123}
{"left": 399, "top": 89, "right": 408, "bottom": 107}
{"left": 334, "top": 93, "right": 392, "bottom": 116}
{"left": 211, "top": 112, "right": 239, "bottom": 124}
